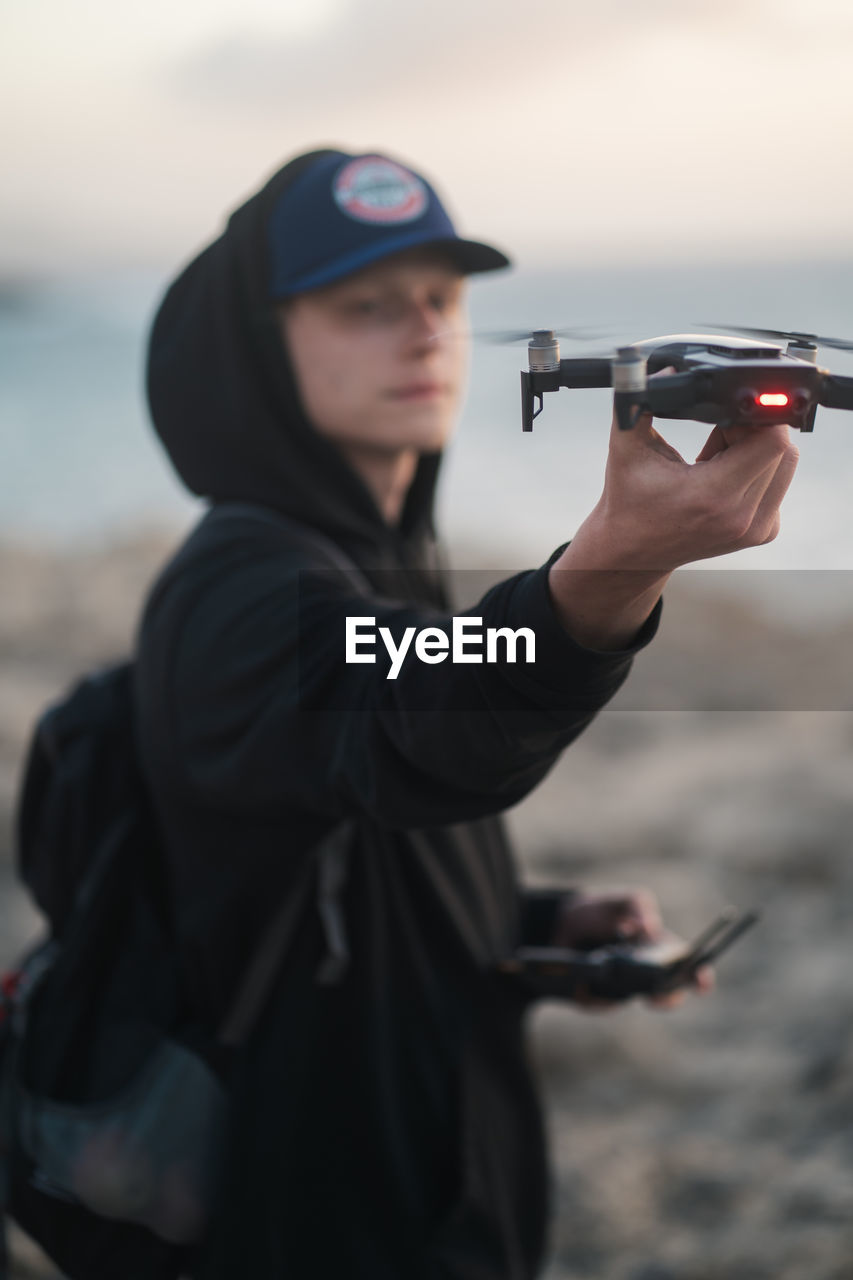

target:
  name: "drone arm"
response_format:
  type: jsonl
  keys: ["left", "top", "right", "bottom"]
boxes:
{"left": 820, "top": 374, "right": 853, "bottom": 411}
{"left": 557, "top": 358, "right": 613, "bottom": 389}
{"left": 522, "top": 360, "right": 612, "bottom": 431}
{"left": 612, "top": 372, "right": 705, "bottom": 432}
{"left": 642, "top": 371, "right": 703, "bottom": 415}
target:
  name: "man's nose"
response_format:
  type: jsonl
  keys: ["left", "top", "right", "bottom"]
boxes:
{"left": 406, "top": 300, "right": 446, "bottom": 348}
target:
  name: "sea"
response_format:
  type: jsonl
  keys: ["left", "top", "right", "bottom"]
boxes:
{"left": 3, "top": 256, "right": 853, "bottom": 618}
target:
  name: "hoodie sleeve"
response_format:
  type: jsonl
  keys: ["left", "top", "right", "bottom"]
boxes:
{"left": 163, "top": 533, "right": 659, "bottom": 827}
{"left": 518, "top": 887, "right": 580, "bottom": 947}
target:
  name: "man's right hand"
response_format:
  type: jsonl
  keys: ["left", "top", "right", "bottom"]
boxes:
{"left": 547, "top": 391, "right": 800, "bottom": 651}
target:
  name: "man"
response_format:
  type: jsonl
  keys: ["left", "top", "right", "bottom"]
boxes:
{"left": 134, "top": 148, "right": 797, "bottom": 1278}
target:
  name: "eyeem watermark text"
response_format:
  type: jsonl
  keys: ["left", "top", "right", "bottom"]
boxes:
{"left": 346, "top": 617, "right": 536, "bottom": 680}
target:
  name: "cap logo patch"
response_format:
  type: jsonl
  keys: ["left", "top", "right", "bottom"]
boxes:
{"left": 334, "top": 158, "right": 428, "bottom": 225}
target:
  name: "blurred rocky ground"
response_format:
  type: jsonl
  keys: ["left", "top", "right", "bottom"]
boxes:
{"left": 1, "top": 532, "right": 852, "bottom": 1279}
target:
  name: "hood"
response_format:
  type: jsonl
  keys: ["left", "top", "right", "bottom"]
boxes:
{"left": 145, "top": 150, "right": 446, "bottom": 590}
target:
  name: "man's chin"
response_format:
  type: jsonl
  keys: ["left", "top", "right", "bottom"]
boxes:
{"left": 397, "top": 407, "right": 456, "bottom": 453}
{"left": 336, "top": 406, "right": 456, "bottom": 454}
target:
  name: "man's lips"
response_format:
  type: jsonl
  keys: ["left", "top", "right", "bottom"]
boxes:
{"left": 386, "top": 382, "right": 448, "bottom": 401}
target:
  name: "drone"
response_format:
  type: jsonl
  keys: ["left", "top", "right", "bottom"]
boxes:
{"left": 519, "top": 324, "right": 853, "bottom": 433}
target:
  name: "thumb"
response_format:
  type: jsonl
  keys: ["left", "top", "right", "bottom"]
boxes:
{"left": 609, "top": 367, "right": 684, "bottom": 459}
{"left": 609, "top": 403, "right": 686, "bottom": 466}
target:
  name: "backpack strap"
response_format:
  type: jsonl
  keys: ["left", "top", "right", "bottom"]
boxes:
{"left": 205, "top": 503, "right": 369, "bottom": 1042}
{"left": 217, "top": 819, "right": 355, "bottom": 1047}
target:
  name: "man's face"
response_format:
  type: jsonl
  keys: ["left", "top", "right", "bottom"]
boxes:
{"left": 277, "top": 248, "right": 469, "bottom": 454}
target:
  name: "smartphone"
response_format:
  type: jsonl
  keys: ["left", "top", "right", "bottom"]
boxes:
{"left": 499, "top": 906, "right": 760, "bottom": 1002}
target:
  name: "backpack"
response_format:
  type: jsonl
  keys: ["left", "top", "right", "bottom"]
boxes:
{"left": 0, "top": 662, "right": 196, "bottom": 1279}
{"left": 0, "top": 505, "right": 367, "bottom": 1280}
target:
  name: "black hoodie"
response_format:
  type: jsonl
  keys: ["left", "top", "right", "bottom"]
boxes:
{"left": 134, "top": 152, "right": 658, "bottom": 1280}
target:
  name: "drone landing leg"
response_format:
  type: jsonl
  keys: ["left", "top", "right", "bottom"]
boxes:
{"left": 521, "top": 371, "right": 545, "bottom": 432}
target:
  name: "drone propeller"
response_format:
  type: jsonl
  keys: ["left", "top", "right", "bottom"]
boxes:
{"left": 472, "top": 325, "right": 605, "bottom": 345}
{"left": 696, "top": 323, "right": 853, "bottom": 354}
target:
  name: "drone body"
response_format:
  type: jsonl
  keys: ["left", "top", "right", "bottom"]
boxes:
{"left": 521, "top": 330, "right": 853, "bottom": 433}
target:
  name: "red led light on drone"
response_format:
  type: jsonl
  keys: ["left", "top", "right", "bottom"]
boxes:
{"left": 758, "top": 393, "right": 790, "bottom": 407}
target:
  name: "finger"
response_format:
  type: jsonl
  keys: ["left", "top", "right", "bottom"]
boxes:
{"left": 638, "top": 368, "right": 688, "bottom": 458}
{"left": 646, "top": 989, "right": 688, "bottom": 1010}
{"left": 695, "top": 424, "right": 728, "bottom": 462}
{"left": 647, "top": 963, "right": 715, "bottom": 1008}
{"left": 696, "top": 423, "right": 795, "bottom": 499}
{"left": 696, "top": 420, "right": 788, "bottom": 462}
{"left": 608, "top": 368, "right": 674, "bottom": 442}
{"left": 692, "top": 965, "right": 715, "bottom": 994}
{"left": 613, "top": 892, "right": 663, "bottom": 943}
{"left": 569, "top": 888, "right": 664, "bottom": 946}
{"left": 740, "top": 435, "right": 800, "bottom": 543}
{"left": 608, "top": 406, "right": 687, "bottom": 465}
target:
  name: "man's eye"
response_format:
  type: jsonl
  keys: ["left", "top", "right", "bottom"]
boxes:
{"left": 430, "top": 291, "right": 459, "bottom": 314}
{"left": 347, "top": 297, "right": 399, "bottom": 320}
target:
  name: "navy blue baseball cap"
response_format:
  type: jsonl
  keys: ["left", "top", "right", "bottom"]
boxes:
{"left": 267, "top": 150, "right": 510, "bottom": 296}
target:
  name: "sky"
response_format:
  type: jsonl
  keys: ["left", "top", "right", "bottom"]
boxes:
{"left": 3, "top": 0, "right": 853, "bottom": 278}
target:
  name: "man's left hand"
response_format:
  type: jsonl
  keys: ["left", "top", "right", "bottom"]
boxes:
{"left": 553, "top": 887, "right": 714, "bottom": 1009}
